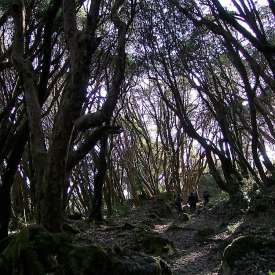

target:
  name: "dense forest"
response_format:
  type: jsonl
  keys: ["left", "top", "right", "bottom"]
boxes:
{"left": 0, "top": 0, "right": 274, "bottom": 274}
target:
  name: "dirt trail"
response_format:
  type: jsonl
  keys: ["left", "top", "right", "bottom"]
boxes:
{"left": 80, "top": 204, "right": 233, "bottom": 275}
{"left": 74, "top": 188, "right": 275, "bottom": 275}
{"left": 155, "top": 213, "right": 230, "bottom": 275}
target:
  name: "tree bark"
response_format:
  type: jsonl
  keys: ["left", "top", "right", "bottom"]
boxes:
{"left": 0, "top": 125, "right": 28, "bottom": 240}
{"left": 41, "top": 0, "right": 102, "bottom": 232}
{"left": 89, "top": 136, "right": 108, "bottom": 222}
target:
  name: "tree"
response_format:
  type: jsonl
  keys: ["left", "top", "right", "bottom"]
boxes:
{"left": 0, "top": 0, "right": 135, "bottom": 237}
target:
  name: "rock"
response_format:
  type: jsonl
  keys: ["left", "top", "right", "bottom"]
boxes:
{"left": 67, "top": 212, "right": 83, "bottom": 220}
{"left": 135, "top": 231, "right": 176, "bottom": 256}
{"left": 63, "top": 222, "right": 81, "bottom": 234}
{"left": 0, "top": 226, "right": 172, "bottom": 275}
{"left": 66, "top": 244, "right": 173, "bottom": 275}
{"left": 166, "top": 215, "right": 189, "bottom": 231}
{"left": 147, "top": 199, "right": 173, "bottom": 218}
{"left": 181, "top": 205, "right": 190, "bottom": 213}
{"left": 178, "top": 213, "right": 190, "bottom": 222}
{"left": 0, "top": 225, "right": 63, "bottom": 275}
{"left": 248, "top": 190, "right": 275, "bottom": 215}
{"left": 66, "top": 246, "right": 171, "bottom": 275}
{"left": 166, "top": 223, "right": 182, "bottom": 231}
{"left": 220, "top": 235, "right": 275, "bottom": 275}
{"left": 194, "top": 227, "right": 215, "bottom": 242}
{"left": 155, "top": 192, "right": 174, "bottom": 201}
{"left": 148, "top": 212, "right": 162, "bottom": 221}
{"left": 122, "top": 222, "right": 135, "bottom": 230}
{"left": 111, "top": 254, "right": 172, "bottom": 275}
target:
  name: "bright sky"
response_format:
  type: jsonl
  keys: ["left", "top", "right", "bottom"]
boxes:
{"left": 219, "top": 0, "right": 268, "bottom": 8}
{"left": 219, "top": 0, "right": 233, "bottom": 7}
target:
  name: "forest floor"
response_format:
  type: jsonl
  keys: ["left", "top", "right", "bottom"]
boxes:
{"left": 70, "top": 188, "right": 275, "bottom": 275}
{"left": 85, "top": 204, "right": 232, "bottom": 275}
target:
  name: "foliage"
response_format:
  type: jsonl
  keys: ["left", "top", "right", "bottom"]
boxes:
{"left": 0, "top": 0, "right": 274, "bottom": 241}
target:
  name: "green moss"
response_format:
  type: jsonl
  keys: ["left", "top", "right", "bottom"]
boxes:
{"left": 0, "top": 226, "right": 172, "bottom": 275}
{"left": 149, "top": 200, "right": 172, "bottom": 218}
{"left": 223, "top": 236, "right": 275, "bottom": 267}
{"left": 136, "top": 232, "right": 176, "bottom": 256}
{"left": 66, "top": 245, "right": 111, "bottom": 275}
{"left": 221, "top": 236, "right": 275, "bottom": 274}
{"left": 63, "top": 222, "right": 81, "bottom": 234}
{"left": 249, "top": 195, "right": 274, "bottom": 214}
{"left": 0, "top": 228, "right": 44, "bottom": 275}
{"left": 178, "top": 213, "right": 190, "bottom": 222}
{"left": 66, "top": 243, "right": 172, "bottom": 275}
{"left": 156, "top": 192, "right": 174, "bottom": 201}
{"left": 0, "top": 226, "right": 73, "bottom": 275}
{"left": 167, "top": 223, "right": 182, "bottom": 231}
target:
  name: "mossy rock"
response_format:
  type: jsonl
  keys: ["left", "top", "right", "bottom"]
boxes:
{"left": 155, "top": 192, "right": 174, "bottom": 201}
{"left": 0, "top": 226, "right": 172, "bottom": 275}
{"left": 122, "top": 222, "right": 135, "bottom": 230}
{"left": 167, "top": 223, "right": 180, "bottom": 231}
{"left": 167, "top": 216, "right": 189, "bottom": 231}
{"left": 136, "top": 231, "right": 176, "bottom": 256}
{"left": 111, "top": 254, "right": 172, "bottom": 275}
{"left": 65, "top": 244, "right": 112, "bottom": 274}
{"left": 0, "top": 235, "right": 14, "bottom": 253}
{"left": 194, "top": 227, "right": 215, "bottom": 242}
{"left": 136, "top": 224, "right": 153, "bottom": 233}
{"left": 220, "top": 235, "right": 275, "bottom": 275}
{"left": 63, "top": 222, "right": 81, "bottom": 234}
{"left": 146, "top": 199, "right": 173, "bottom": 218}
{"left": 0, "top": 225, "right": 71, "bottom": 274}
{"left": 67, "top": 243, "right": 172, "bottom": 275}
{"left": 249, "top": 195, "right": 275, "bottom": 214}
{"left": 67, "top": 212, "right": 83, "bottom": 220}
{"left": 141, "top": 218, "right": 157, "bottom": 227}
{"left": 167, "top": 223, "right": 183, "bottom": 231}
{"left": 178, "top": 213, "right": 190, "bottom": 222}
{"left": 148, "top": 212, "right": 161, "bottom": 221}
{"left": 0, "top": 226, "right": 50, "bottom": 274}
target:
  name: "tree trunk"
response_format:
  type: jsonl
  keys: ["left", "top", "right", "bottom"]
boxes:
{"left": 0, "top": 126, "right": 27, "bottom": 240}
{"left": 0, "top": 184, "right": 11, "bottom": 240}
{"left": 90, "top": 136, "right": 108, "bottom": 222}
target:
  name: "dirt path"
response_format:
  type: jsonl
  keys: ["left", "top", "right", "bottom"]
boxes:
{"left": 73, "top": 189, "right": 275, "bottom": 275}
{"left": 154, "top": 213, "right": 231, "bottom": 275}
{"left": 147, "top": 212, "right": 233, "bottom": 275}
{"left": 78, "top": 205, "right": 233, "bottom": 275}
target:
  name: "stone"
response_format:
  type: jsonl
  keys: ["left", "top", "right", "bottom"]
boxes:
{"left": 0, "top": 226, "right": 172, "bottom": 275}
{"left": 135, "top": 231, "right": 176, "bottom": 256}
{"left": 220, "top": 235, "right": 275, "bottom": 275}
{"left": 194, "top": 227, "right": 215, "bottom": 242}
